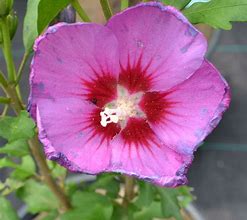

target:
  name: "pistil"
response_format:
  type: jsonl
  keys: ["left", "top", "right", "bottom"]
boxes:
{"left": 100, "top": 85, "right": 145, "bottom": 128}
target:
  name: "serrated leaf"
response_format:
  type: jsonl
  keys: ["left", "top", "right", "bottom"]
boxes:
{"left": 0, "top": 196, "right": 19, "bottom": 220}
{"left": 41, "top": 210, "right": 58, "bottom": 220}
{"left": 0, "top": 139, "right": 29, "bottom": 156}
{"left": 89, "top": 174, "right": 120, "bottom": 198}
{"left": 0, "top": 158, "right": 17, "bottom": 169}
{"left": 157, "top": 188, "right": 183, "bottom": 220}
{"left": 133, "top": 202, "right": 163, "bottom": 220}
{"left": 135, "top": 181, "right": 156, "bottom": 208}
{"left": 162, "top": 0, "right": 191, "bottom": 10}
{"left": 111, "top": 203, "right": 137, "bottom": 220}
{"left": 17, "top": 179, "right": 59, "bottom": 214}
{"left": 1, "top": 179, "right": 24, "bottom": 196}
{"left": 11, "top": 156, "right": 36, "bottom": 180}
{"left": 177, "top": 186, "right": 194, "bottom": 208}
{"left": 23, "top": 0, "right": 40, "bottom": 52}
{"left": 61, "top": 191, "right": 113, "bottom": 220}
{"left": 0, "top": 111, "right": 35, "bottom": 142}
{"left": 183, "top": 0, "right": 247, "bottom": 30}
{"left": 52, "top": 163, "right": 67, "bottom": 179}
{"left": 110, "top": 204, "right": 129, "bottom": 220}
{"left": 48, "top": 161, "right": 67, "bottom": 179}
{"left": 0, "top": 182, "right": 4, "bottom": 191}
{"left": 0, "top": 156, "right": 35, "bottom": 180}
{"left": 38, "top": 0, "right": 70, "bottom": 33}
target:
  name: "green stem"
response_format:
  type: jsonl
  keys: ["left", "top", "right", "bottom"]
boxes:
{"left": 28, "top": 136, "right": 72, "bottom": 211}
{"left": 121, "top": 0, "right": 129, "bottom": 10}
{"left": 0, "top": 71, "right": 8, "bottom": 91}
{"left": 70, "top": 0, "right": 91, "bottom": 22}
{"left": 15, "top": 52, "right": 30, "bottom": 85}
{"left": 123, "top": 176, "right": 135, "bottom": 206}
{"left": 4, "top": 85, "right": 23, "bottom": 114}
{"left": 1, "top": 104, "right": 9, "bottom": 117}
{"left": 0, "top": 97, "right": 11, "bottom": 104}
{"left": 0, "top": 18, "right": 16, "bottom": 82}
{"left": 100, "top": 0, "right": 113, "bottom": 20}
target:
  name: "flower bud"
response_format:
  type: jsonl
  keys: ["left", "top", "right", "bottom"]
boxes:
{"left": 0, "top": 0, "right": 14, "bottom": 17}
{"left": 7, "top": 11, "right": 17, "bottom": 40}
{"left": 59, "top": 5, "right": 76, "bottom": 23}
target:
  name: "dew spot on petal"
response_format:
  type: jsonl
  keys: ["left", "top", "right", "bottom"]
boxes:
{"left": 209, "top": 116, "right": 222, "bottom": 128}
{"left": 38, "top": 82, "right": 45, "bottom": 91}
{"left": 49, "top": 27, "right": 57, "bottom": 33}
{"left": 194, "top": 129, "right": 204, "bottom": 139}
{"left": 35, "top": 50, "right": 41, "bottom": 56}
{"left": 200, "top": 108, "right": 209, "bottom": 118}
{"left": 185, "top": 26, "right": 198, "bottom": 37}
{"left": 57, "top": 57, "right": 63, "bottom": 63}
{"left": 136, "top": 39, "right": 145, "bottom": 48}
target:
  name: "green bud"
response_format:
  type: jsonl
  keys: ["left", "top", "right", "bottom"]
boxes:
{"left": 7, "top": 11, "right": 17, "bottom": 40}
{"left": 0, "top": 0, "right": 13, "bottom": 17}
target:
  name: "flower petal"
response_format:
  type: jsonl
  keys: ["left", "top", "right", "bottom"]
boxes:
{"left": 37, "top": 98, "right": 120, "bottom": 173}
{"left": 29, "top": 23, "right": 120, "bottom": 119}
{"left": 108, "top": 118, "right": 191, "bottom": 187}
{"left": 106, "top": 2, "right": 207, "bottom": 92}
{"left": 140, "top": 60, "right": 230, "bottom": 155}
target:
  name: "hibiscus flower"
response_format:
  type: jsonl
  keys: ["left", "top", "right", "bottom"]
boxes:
{"left": 29, "top": 2, "right": 230, "bottom": 187}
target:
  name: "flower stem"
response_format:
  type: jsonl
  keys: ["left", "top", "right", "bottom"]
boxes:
{"left": 28, "top": 136, "right": 72, "bottom": 211}
{"left": 15, "top": 52, "right": 30, "bottom": 86}
{"left": 100, "top": 0, "right": 113, "bottom": 20}
{"left": 4, "top": 85, "right": 72, "bottom": 211}
{"left": 0, "top": 18, "right": 17, "bottom": 82}
{"left": 70, "top": 0, "right": 91, "bottom": 22}
{"left": 123, "top": 176, "right": 135, "bottom": 206}
{"left": 121, "top": 0, "right": 129, "bottom": 10}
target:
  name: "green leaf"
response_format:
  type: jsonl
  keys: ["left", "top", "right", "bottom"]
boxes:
{"left": 177, "top": 186, "right": 194, "bottom": 208}
{"left": 133, "top": 202, "right": 163, "bottom": 220}
{"left": 0, "top": 111, "right": 35, "bottom": 142}
{"left": 61, "top": 191, "right": 113, "bottom": 220}
{"left": 183, "top": 0, "right": 247, "bottom": 30}
{"left": 157, "top": 188, "right": 183, "bottom": 220}
{"left": 0, "top": 196, "right": 19, "bottom": 220}
{"left": 23, "top": 0, "right": 40, "bottom": 53}
{"left": 11, "top": 156, "right": 36, "bottom": 180}
{"left": 23, "top": 0, "right": 70, "bottom": 52}
{"left": 0, "top": 182, "right": 5, "bottom": 191}
{"left": 1, "top": 179, "right": 24, "bottom": 196}
{"left": 17, "top": 179, "right": 59, "bottom": 214}
{"left": 0, "top": 156, "right": 35, "bottom": 180}
{"left": 0, "top": 158, "right": 16, "bottom": 169}
{"left": 89, "top": 174, "right": 120, "bottom": 198}
{"left": 135, "top": 181, "right": 156, "bottom": 208}
{"left": 41, "top": 210, "right": 58, "bottom": 220}
{"left": 48, "top": 161, "right": 67, "bottom": 179}
{"left": 162, "top": 0, "right": 191, "bottom": 10}
{"left": 110, "top": 204, "right": 131, "bottom": 220}
{"left": 37, "top": 0, "right": 70, "bottom": 33}
{"left": 0, "top": 139, "right": 29, "bottom": 156}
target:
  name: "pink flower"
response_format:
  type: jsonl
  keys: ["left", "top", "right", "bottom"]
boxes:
{"left": 29, "top": 2, "right": 230, "bottom": 187}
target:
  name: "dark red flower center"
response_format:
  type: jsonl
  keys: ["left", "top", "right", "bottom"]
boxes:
{"left": 81, "top": 57, "right": 174, "bottom": 147}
